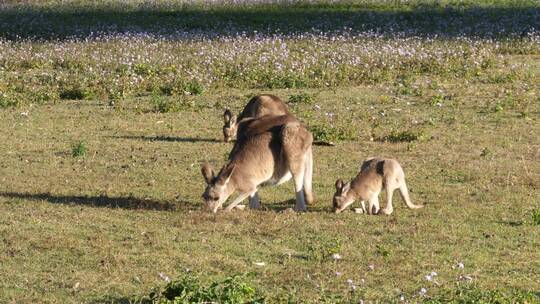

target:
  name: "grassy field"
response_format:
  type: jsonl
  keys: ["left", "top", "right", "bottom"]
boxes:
{"left": 1, "top": 1, "right": 540, "bottom": 303}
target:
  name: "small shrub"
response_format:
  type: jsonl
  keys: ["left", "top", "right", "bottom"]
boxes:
{"left": 149, "top": 274, "right": 264, "bottom": 304}
{"left": 151, "top": 95, "right": 199, "bottom": 113}
{"left": 288, "top": 92, "right": 314, "bottom": 104}
{"left": 309, "top": 124, "right": 356, "bottom": 143}
{"left": 72, "top": 141, "right": 87, "bottom": 158}
{"left": 159, "top": 80, "right": 204, "bottom": 96}
{"left": 305, "top": 237, "right": 342, "bottom": 262}
{"left": 185, "top": 80, "right": 204, "bottom": 96}
{"left": 152, "top": 95, "right": 177, "bottom": 113}
{"left": 380, "top": 130, "right": 425, "bottom": 143}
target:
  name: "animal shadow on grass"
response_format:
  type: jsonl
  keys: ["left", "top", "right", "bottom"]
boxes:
{"left": 1, "top": 5, "right": 537, "bottom": 40}
{"left": 113, "top": 135, "right": 220, "bottom": 144}
{"left": 0, "top": 191, "right": 199, "bottom": 211}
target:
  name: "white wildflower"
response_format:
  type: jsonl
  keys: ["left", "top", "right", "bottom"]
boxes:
{"left": 332, "top": 253, "right": 342, "bottom": 260}
{"left": 159, "top": 272, "right": 171, "bottom": 283}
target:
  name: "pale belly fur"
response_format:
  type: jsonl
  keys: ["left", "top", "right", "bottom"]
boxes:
{"left": 261, "top": 171, "right": 292, "bottom": 187}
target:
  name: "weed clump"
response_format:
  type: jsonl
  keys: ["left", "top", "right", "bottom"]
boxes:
{"left": 380, "top": 130, "right": 426, "bottom": 143}
{"left": 309, "top": 124, "right": 356, "bottom": 144}
{"left": 148, "top": 274, "right": 264, "bottom": 304}
{"left": 288, "top": 92, "right": 314, "bottom": 104}
{"left": 71, "top": 141, "right": 87, "bottom": 158}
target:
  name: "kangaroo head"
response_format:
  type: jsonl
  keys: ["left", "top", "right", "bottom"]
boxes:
{"left": 201, "top": 161, "right": 235, "bottom": 212}
{"left": 222, "top": 109, "right": 237, "bottom": 143}
{"left": 333, "top": 178, "right": 353, "bottom": 213}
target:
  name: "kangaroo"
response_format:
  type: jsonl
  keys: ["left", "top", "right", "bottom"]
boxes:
{"left": 332, "top": 157, "right": 423, "bottom": 215}
{"left": 202, "top": 114, "right": 313, "bottom": 213}
{"left": 223, "top": 94, "right": 289, "bottom": 142}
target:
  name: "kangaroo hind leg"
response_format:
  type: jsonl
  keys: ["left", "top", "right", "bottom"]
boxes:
{"left": 282, "top": 122, "right": 313, "bottom": 212}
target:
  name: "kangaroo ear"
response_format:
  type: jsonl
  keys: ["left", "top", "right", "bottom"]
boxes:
{"left": 224, "top": 109, "right": 232, "bottom": 123}
{"left": 201, "top": 162, "right": 215, "bottom": 184}
{"left": 342, "top": 181, "right": 351, "bottom": 193}
{"left": 335, "top": 179, "right": 344, "bottom": 192}
{"left": 224, "top": 109, "right": 236, "bottom": 125}
{"left": 218, "top": 163, "right": 236, "bottom": 185}
{"left": 219, "top": 162, "right": 236, "bottom": 184}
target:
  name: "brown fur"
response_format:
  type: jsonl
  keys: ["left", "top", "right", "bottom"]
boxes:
{"left": 333, "top": 157, "right": 423, "bottom": 215}
{"left": 203, "top": 114, "right": 313, "bottom": 213}
{"left": 223, "top": 94, "right": 289, "bottom": 142}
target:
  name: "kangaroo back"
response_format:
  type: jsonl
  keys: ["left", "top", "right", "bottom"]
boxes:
{"left": 238, "top": 94, "right": 288, "bottom": 121}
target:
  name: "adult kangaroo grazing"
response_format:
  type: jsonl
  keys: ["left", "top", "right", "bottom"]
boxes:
{"left": 222, "top": 94, "right": 289, "bottom": 142}
{"left": 202, "top": 115, "right": 313, "bottom": 213}
{"left": 332, "top": 157, "right": 423, "bottom": 215}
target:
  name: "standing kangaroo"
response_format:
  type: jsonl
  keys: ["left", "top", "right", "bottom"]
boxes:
{"left": 332, "top": 157, "right": 423, "bottom": 215}
{"left": 202, "top": 115, "right": 313, "bottom": 213}
{"left": 223, "top": 94, "right": 289, "bottom": 142}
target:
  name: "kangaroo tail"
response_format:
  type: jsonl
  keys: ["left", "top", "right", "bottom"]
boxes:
{"left": 399, "top": 182, "right": 423, "bottom": 209}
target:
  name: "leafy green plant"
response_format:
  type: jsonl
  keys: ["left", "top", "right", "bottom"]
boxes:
{"left": 151, "top": 95, "right": 201, "bottom": 113}
{"left": 429, "top": 94, "right": 445, "bottom": 106}
{"left": 152, "top": 95, "right": 176, "bottom": 113}
{"left": 149, "top": 274, "right": 264, "bottom": 304}
{"left": 380, "top": 129, "right": 426, "bottom": 143}
{"left": 71, "top": 141, "right": 87, "bottom": 158}
{"left": 288, "top": 92, "right": 314, "bottom": 105}
{"left": 185, "top": 80, "right": 204, "bottom": 96}
{"left": 159, "top": 80, "right": 204, "bottom": 96}
{"left": 305, "top": 237, "right": 342, "bottom": 262}
{"left": 376, "top": 244, "right": 391, "bottom": 257}
{"left": 309, "top": 124, "right": 356, "bottom": 143}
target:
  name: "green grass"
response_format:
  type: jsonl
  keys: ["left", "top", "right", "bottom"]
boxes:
{"left": 1, "top": 81, "right": 539, "bottom": 302}
{"left": 0, "top": 1, "right": 539, "bottom": 303}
